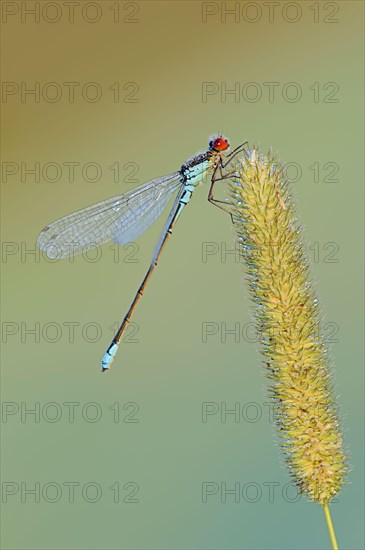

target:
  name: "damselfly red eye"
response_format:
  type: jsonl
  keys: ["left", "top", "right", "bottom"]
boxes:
{"left": 210, "top": 136, "right": 230, "bottom": 152}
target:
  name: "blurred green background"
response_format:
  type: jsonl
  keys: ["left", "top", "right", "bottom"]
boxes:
{"left": 1, "top": 1, "right": 364, "bottom": 549}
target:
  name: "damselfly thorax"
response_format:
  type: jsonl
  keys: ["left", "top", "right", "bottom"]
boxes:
{"left": 180, "top": 148, "right": 223, "bottom": 189}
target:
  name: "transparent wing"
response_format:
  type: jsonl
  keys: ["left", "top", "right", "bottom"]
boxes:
{"left": 37, "top": 172, "right": 182, "bottom": 259}
{"left": 113, "top": 181, "right": 179, "bottom": 244}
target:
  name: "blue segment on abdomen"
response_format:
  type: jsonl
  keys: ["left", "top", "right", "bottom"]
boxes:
{"left": 101, "top": 342, "right": 119, "bottom": 371}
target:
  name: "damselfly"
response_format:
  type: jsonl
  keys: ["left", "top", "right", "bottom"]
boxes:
{"left": 37, "top": 136, "right": 246, "bottom": 372}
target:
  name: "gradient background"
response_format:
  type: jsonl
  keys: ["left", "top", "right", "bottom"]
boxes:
{"left": 1, "top": 1, "right": 364, "bottom": 549}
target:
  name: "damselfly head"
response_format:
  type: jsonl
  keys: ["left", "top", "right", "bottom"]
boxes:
{"left": 209, "top": 136, "right": 230, "bottom": 152}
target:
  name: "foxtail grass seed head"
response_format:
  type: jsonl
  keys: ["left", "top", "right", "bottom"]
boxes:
{"left": 229, "top": 148, "right": 347, "bottom": 504}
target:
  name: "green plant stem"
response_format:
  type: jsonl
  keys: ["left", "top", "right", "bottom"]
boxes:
{"left": 323, "top": 503, "right": 339, "bottom": 550}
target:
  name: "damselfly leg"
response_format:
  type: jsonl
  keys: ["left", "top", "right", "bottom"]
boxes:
{"left": 208, "top": 141, "right": 248, "bottom": 215}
